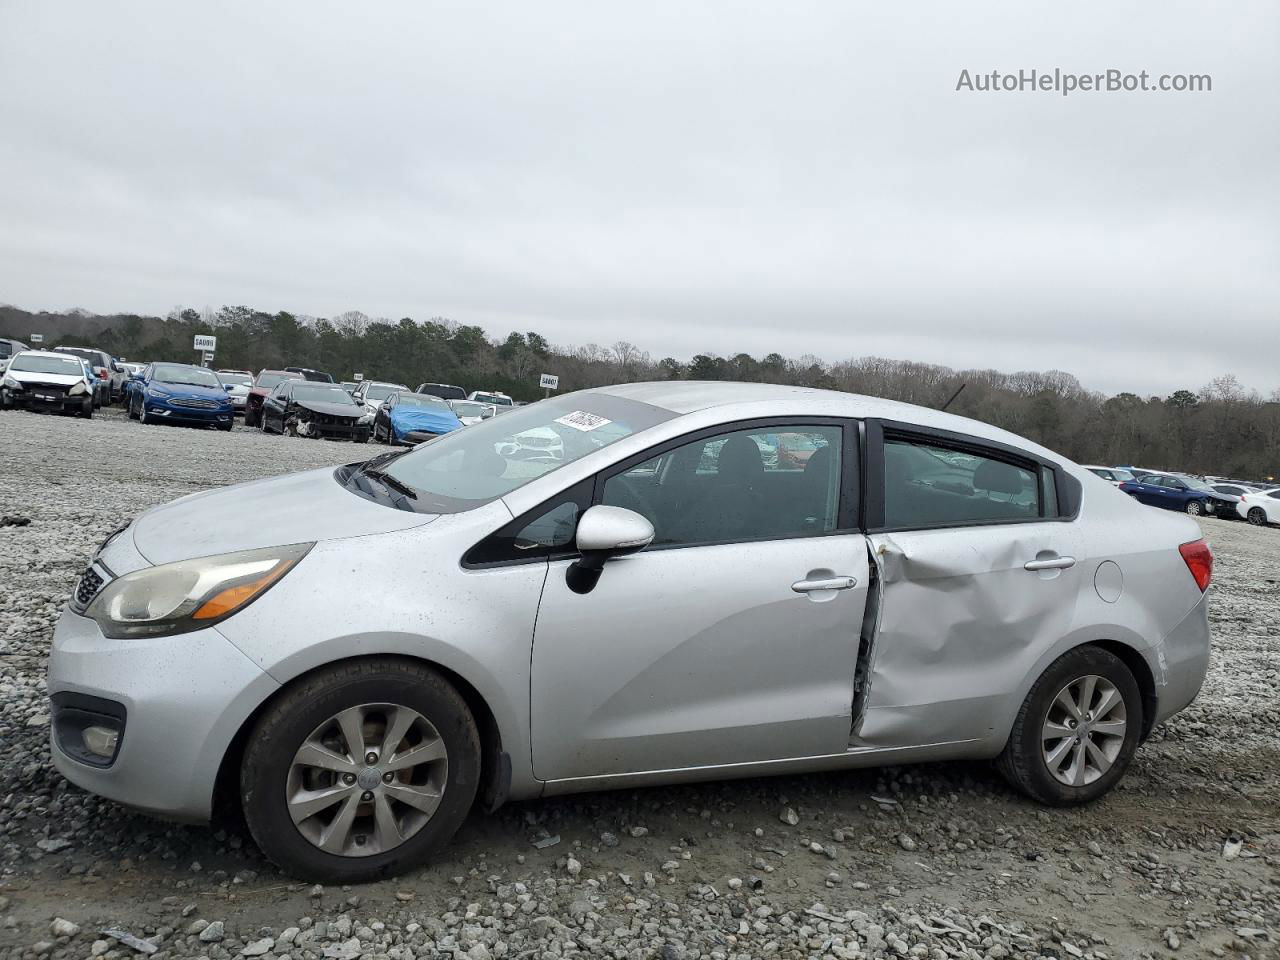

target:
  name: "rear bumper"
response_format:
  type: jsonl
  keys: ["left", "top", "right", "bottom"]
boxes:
{"left": 1152, "top": 594, "right": 1211, "bottom": 724}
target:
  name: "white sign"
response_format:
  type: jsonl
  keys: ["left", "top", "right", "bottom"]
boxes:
{"left": 193, "top": 334, "right": 217, "bottom": 351}
{"left": 30, "top": 333, "right": 44, "bottom": 343}
{"left": 555, "top": 411, "right": 611, "bottom": 432}
{"left": 539, "top": 373, "right": 560, "bottom": 390}
{"left": 354, "top": 373, "right": 364, "bottom": 381}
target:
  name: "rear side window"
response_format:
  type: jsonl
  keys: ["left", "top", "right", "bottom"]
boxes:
{"left": 883, "top": 438, "right": 1040, "bottom": 528}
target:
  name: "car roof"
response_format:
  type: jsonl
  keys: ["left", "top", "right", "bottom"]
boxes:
{"left": 593, "top": 381, "right": 1068, "bottom": 462}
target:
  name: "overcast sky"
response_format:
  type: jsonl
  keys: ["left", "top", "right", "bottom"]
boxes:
{"left": 1, "top": 1, "right": 1276, "bottom": 396}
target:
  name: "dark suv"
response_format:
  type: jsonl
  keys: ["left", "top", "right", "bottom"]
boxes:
{"left": 284, "top": 367, "right": 334, "bottom": 383}
{"left": 415, "top": 382, "right": 466, "bottom": 401}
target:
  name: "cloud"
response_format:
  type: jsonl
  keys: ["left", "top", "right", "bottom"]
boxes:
{"left": 1, "top": 0, "right": 1276, "bottom": 396}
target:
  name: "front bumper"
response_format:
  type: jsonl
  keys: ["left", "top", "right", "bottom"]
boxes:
{"left": 1, "top": 386, "right": 86, "bottom": 412}
{"left": 144, "top": 397, "right": 234, "bottom": 425}
{"left": 47, "top": 607, "right": 280, "bottom": 821}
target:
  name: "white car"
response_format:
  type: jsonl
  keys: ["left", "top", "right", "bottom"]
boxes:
{"left": 448, "top": 399, "right": 497, "bottom": 426}
{"left": 1083, "top": 466, "right": 1136, "bottom": 486}
{"left": 494, "top": 425, "right": 565, "bottom": 461}
{"left": 216, "top": 371, "right": 254, "bottom": 411}
{"left": 1237, "top": 488, "right": 1280, "bottom": 526}
{"left": 352, "top": 380, "right": 408, "bottom": 417}
{"left": 0, "top": 349, "right": 96, "bottom": 417}
{"left": 468, "top": 390, "right": 514, "bottom": 410}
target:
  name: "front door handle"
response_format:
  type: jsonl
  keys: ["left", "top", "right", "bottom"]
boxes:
{"left": 1024, "top": 556, "right": 1076, "bottom": 571}
{"left": 792, "top": 575, "right": 858, "bottom": 593}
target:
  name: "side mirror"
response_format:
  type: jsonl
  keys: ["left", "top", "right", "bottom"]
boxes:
{"left": 224, "top": 384, "right": 234, "bottom": 391}
{"left": 566, "top": 505, "right": 655, "bottom": 595}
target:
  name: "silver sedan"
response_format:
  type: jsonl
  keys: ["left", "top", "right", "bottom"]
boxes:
{"left": 48, "top": 382, "right": 1212, "bottom": 881}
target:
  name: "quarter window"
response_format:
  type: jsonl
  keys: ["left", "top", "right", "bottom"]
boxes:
{"left": 883, "top": 437, "right": 1040, "bottom": 528}
{"left": 602, "top": 425, "right": 843, "bottom": 547}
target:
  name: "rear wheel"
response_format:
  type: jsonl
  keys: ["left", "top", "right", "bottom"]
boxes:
{"left": 1248, "top": 507, "right": 1267, "bottom": 526}
{"left": 1185, "top": 500, "right": 1204, "bottom": 516}
{"left": 997, "top": 645, "right": 1141, "bottom": 806}
{"left": 240, "top": 658, "right": 480, "bottom": 882}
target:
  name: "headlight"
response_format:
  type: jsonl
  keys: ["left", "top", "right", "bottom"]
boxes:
{"left": 149, "top": 387, "right": 171, "bottom": 398}
{"left": 3, "top": 376, "right": 20, "bottom": 389}
{"left": 358, "top": 412, "right": 374, "bottom": 425}
{"left": 85, "top": 543, "right": 312, "bottom": 639}
{"left": 69, "top": 381, "right": 87, "bottom": 395}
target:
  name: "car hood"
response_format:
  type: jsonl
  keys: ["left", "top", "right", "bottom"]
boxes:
{"left": 390, "top": 408, "right": 462, "bottom": 433}
{"left": 296, "top": 400, "right": 362, "bottom": 418}
{"left": 131, "top": 466, "right": 438, "bottom": 565}
{"left": 152, "top": 382, "right": 228, "bottom": 401}
{"left": 6, "top": 370, "right": 84, "bottom": 386}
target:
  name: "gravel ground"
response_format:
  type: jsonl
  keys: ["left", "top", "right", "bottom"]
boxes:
{"left": 1, "top": 407, "right": 1277, "bottom": 960}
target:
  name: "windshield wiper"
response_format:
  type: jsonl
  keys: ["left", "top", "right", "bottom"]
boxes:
{"left": 361, "top": 469, "right": 419, "bottom": 500}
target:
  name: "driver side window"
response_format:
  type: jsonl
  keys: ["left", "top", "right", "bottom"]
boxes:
{"left": 601, "top": 425, "right": 844, "bottom": 548}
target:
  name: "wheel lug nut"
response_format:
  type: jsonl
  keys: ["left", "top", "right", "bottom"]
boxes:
{"left": 361, "top": 791, "right": 373, "bottom": 801}
{"left": 382, "top": 772, "right": 394, "bottom": 784}
{"left": 342, "top": 773, "right": 356, "bottom": 785}
{"left": 365, "top": 752, "right": 378, "bottom": 764}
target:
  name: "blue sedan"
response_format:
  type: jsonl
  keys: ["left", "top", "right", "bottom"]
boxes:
{"left": 127, "top": 362, "right": 234, "bottom": 430}
{"left": 371, "top": 390, "right": 463, "bottom": 445}
{"left": 1118, "top": 473, "right": 1239, "bottom": 518}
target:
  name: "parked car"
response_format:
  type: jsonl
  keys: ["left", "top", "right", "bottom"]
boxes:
{"left": 352, "top": 380, "right": 409, "bottom": 417}
{"left": 1236, "top": 488, "right": 1280, "bottom": 526}
{"left": 1083, "top": 466, "right": 1136, "bottom": 486}
{"left": 371, "top": 391, "right": 463, "bottom": 445}
{"left": 53, "top": 346, "right": 121, "bottom": 406}
{"left": 415, "top": 382, "right": 467, "bottom": 401}
{"left": 1209, "top": 482, "right": 1259, "bottom": 499}
{"left": 494, "top": 425, "right": 566, "bottom": 461}
{"left": 1118, "top": 473, "right": 1238, "bottom": 517}
{"left": 0, "top": 349, "right": 95, "bottom": 417}
{"left": 340, "top": 381, "right": 359, "bottom": 394}
{"left": 119, "top": 362, "right": 145, "bottom": 378}
{"left": 448, "top": 399, "right": 497, "bottom": 426}
{"left": 261, "top": 380, "right": 370, "bottom": 442}
{"left": 284, "top": 366, "right": 335, "bottom": 383}
{"left": 46, "top": 383, "right": 1215, "bottom": 880}
{"left": 216, "top": 371, "right": 254, "bottom": 413}
{"left": 244, "top": 370, "right": 300, "bottom": 428}
{"left": 127, "top": 362, "right": 235, "bottom": 430}
{"left": 0, "top": 337, "right": 30, "bottom": 374}
{"left": 468, "top": 389, "right": 514, "bottom": 409}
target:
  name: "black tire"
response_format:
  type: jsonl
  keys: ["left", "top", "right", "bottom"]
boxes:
{"left": 219, "top": 421, "right": 233, "bottom": 431}
{"left": 81, "top": 397, "right": 93, "bottom": 419}
{"left": 996, "top": 645, "right": 1142, "bottom": 806}
{"left": 244, "top": 408, "right": 258, "bottom": 428}
{"left": 128, "top": 393, "right": 140, "bottom": 420}
{"left": 240, "top": 658, "right": 481, "bottom": 883}
{"left": 1248, "top": 507, "right": 1267, "bottom": 526}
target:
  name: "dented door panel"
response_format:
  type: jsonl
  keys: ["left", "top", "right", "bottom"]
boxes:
{"left": 857, "top": 522, "right": 1083, "bottom": 748}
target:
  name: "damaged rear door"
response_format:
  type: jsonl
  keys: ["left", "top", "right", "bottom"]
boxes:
{"left": 851, "top": 420, "right": 1084, "bottom": 749}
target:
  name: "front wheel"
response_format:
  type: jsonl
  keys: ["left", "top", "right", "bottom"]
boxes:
{"left": 80, "top": 396, "right": 94, "bottom": 418}
{"left": 996, "top": 645, "right": 1141, "bottom": 806}
{"left": 1248, "top": 507, "right": 1267, "bottom": 526}
{"left": 240, "top": 658, "right": 480, "bottom": 882}
{"left": 1185, "top": 500, "right": 1204, "bottom": 516}
{"left": 128, "top": 393, "right": 140, "bottom": 420}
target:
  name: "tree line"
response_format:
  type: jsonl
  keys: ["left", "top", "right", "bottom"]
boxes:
{"left": 4, "top": 303, "right": 1277, "bottom": 480}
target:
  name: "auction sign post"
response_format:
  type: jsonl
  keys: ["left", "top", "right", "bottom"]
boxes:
{"left": 193, "top": 334, "right": 217, "bottom": 367}
{"left": 539, "top": 372, "right": 559, "bottom": 398}
{"left": 30, "top": 333, "right": 43, "bottom": 344}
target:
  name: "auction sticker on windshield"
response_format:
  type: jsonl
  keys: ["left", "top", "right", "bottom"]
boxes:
{"left": 555, "top": 411, "right": 612, "bottom": 431}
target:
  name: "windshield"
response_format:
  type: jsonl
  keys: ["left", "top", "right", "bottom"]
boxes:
{"left": 450, "top": 401, "right": 490, "bottom": 418}
{"left": 1110, "top": 469, "right": 1135, "bottom": 482}
{"left": 9, "top": 354, "right": 85, "bottom": 376}
{"left": 472, "top": 392, "right": 512, "bottom": 406}
{"left": 376, "top": 392, "right": 674, "bottom": 512}
{"left": 293, "top": 384, "right": 357, "bottom": 405}
{"left": 1181, "top": 477, "right": 1215, "bottom": 492}
{"left": 219, "top": 373, "right": 252, "bottom": 387}
{"left": 256, "top": 372, "right": 294, "bottom": 390}
{"left": 418, "top": 383, "right": 466, "bottom": 400}
{"left": 365, "top": 384, "right": 402, "bottom": 402}
{"left": 153, "top": 363, "right": 221, "bottom": 387}
{"left": 392, "top": 393, "right": 452, "bottom": 411}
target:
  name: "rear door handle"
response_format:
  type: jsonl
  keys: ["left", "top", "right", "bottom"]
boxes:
{"left": 792, "top": 575, "right": 858, "bottom": 593}
{"left": 1024, "top": 556, "right": 1076, "bottom": 571}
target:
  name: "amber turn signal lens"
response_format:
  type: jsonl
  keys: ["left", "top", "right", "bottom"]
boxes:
{"left": 192, "top": 563, "right": 289, "bottom": 620}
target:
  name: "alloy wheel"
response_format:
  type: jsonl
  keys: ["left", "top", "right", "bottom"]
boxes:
{"left": 1186, "top": 500, "right": 1202, "bottom": 516}
{"left": 1040, "top": 675, "right": 1127, "bottom": 787}
{"left": 286, "top": 703, "right": 448, "bottom": 857}
{"left": 1248, "top": 508, "right": 1266, "bottom": 526}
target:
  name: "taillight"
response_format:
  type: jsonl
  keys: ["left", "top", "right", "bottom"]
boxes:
{"left": 97, "top": 367, "right": 107, "bottom": 377}
{"left": 1178, "top": 539, "right": 1213, "bottom": 592}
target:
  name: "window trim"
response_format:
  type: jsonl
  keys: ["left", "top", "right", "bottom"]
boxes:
{"left": 463, "top": 416, "right": 862, "bottom": 567}
{"left": 864, "top": 418, "right": 1081, "bottom": 533}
